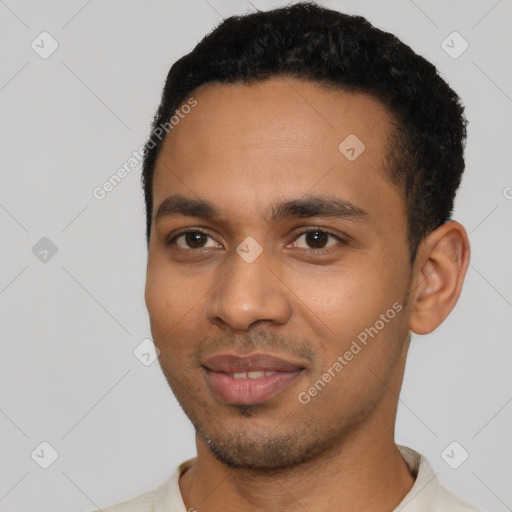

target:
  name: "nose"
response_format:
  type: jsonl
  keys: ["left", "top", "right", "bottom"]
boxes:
{"left": 206, "top": 249, "right": 292, "bottom": 331}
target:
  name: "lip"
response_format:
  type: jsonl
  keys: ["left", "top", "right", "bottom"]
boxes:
{"left": 202, "top": 353, "right": 305, "bottom": 405}
{"left": 203, "top": 353, "right": 304, "bottom": 373}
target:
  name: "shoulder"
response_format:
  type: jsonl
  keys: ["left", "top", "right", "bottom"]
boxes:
{"left": 86, "top": 458, "right": 196, "bottom": 512}
{"left": 396, "top": 445, "right": 485, "bottom": 512}
{"left": 88, "top": 480, "right": 166, "bottom": 512}
{"left": 431, "top": 485, "right": 483, "bottom": 512}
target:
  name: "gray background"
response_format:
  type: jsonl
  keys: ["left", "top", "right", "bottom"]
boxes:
{"left": 0, "top": 0, "right": 511, "bottom": 510}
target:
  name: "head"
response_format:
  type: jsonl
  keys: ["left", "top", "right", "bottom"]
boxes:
{"left": 142, "top": 2, "right": 467, "bottom": 264}
{"left": 143, "top": 2, "right": 470, "bottom": 470}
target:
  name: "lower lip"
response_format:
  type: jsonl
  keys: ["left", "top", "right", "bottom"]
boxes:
{"left": 204, "top": 368, "right": 303, "bottom": 405}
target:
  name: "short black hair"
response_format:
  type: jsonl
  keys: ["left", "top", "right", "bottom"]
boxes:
{"left": 141, "top": 1, "right": 467, "bottom": 263}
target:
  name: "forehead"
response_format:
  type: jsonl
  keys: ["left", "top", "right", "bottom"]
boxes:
{"left": 152, "top": 77, "right": 404, "bottom": 230}
{"left": 160, "top": 77, "right": 392, "bottom": 158}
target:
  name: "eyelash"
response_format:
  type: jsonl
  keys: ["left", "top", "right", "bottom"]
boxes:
{"left": 166, "top": 227, "right": 347, "bottom": 254}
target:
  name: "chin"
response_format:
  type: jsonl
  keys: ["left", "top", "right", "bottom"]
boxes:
{"left": 197, "top": 423, "right": 332, "bottom": 471}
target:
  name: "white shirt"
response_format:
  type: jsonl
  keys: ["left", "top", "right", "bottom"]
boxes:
{"left": 93, "top": 445, "right": 482, "bottom": 511}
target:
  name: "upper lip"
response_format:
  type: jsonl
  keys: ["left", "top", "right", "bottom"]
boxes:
{"left": 203, "top": 353, "right": 304, "bottom": 373}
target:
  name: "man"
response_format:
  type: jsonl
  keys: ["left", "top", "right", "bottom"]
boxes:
{"left": 98, "top": 2, "right": 481, "bottom": 511}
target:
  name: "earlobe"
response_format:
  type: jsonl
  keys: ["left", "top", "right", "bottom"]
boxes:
{"left": 409, "top": 221, "right": 470, "bottom": 335}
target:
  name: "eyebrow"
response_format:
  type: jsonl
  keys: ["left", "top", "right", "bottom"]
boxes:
{"left": 155, "top": 193, "right": 368, "bottom": 224}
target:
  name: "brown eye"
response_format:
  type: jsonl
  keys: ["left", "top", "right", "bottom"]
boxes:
{"left": 171, "top": 230, "right": 220, "bottom": 249}
{"left": 305, "top": 230, "right": 329, "bottom": 248}
{"left": 294, "top": 229, "right": 340, "bottom": 250}
{"left": 184, "top": 232, "right": 208, "bottom": 248}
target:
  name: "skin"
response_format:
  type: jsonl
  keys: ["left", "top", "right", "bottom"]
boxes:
{"left": 144, "top": 77, "right": 470, "bottom": 512}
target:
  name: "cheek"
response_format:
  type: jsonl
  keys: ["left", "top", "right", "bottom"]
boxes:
{"left": 284, "top": 259, "right": 408, "bottom": 364}
{"left": 288, "top": 261, "right": 402, "bottom": 322}
{"left": 146, "top": 252, "right": 205, "bottom": 318}
{"left": 145, "top": 260, "right": 202, "bottom": 348}
{"left": 294, "top": 274, "right": 408, "bottom": 415}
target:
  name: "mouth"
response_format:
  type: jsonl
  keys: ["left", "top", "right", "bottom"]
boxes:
{"left": 202, "top": 353, "right": 305, "bottom": 405}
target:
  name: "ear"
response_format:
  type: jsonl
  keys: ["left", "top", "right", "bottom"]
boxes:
{"left": 408, "top": 221, "right": 470, "bottom": 335}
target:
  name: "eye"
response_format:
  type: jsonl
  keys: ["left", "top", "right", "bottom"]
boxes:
{"left": 292, "top": 229, "right": 344, "bottom": 250}
{"left": 166, "top": 228, "right": 345, "bottom": 252}
{"left": 169, "top": 230, "right": 221, "bottom": 250}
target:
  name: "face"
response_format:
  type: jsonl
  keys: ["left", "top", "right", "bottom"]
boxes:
{"left": 145, "top": 78, "right": 414, "bottom": 470}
